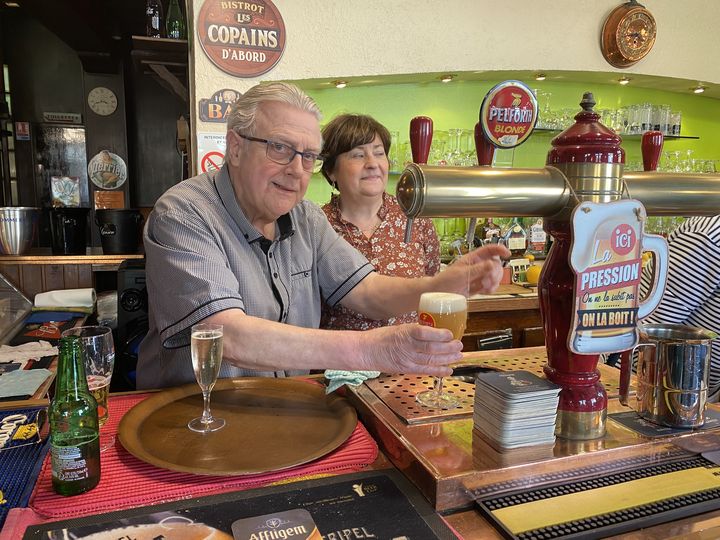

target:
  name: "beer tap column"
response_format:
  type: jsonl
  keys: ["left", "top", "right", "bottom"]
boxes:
{"left": 398, "top": 89, "right": 720, "bottom": 441}
{"left": 540, "top": 92, "right": 625, "bottom": 439}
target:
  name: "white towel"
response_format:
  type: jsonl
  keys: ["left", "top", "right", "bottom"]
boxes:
{"left": 0, "top": 341, "right": 58, "bottom": 362}
{"left": 34, "top": 288, "right": 96, "bottom": 309}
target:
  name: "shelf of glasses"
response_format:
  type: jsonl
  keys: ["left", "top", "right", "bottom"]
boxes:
{"left": 533, "top": 128, "right": 699, "bottom": 140}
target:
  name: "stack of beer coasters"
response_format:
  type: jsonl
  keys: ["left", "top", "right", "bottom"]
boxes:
{"left": 473, "top": 370, "right": 561, "bottom": 450}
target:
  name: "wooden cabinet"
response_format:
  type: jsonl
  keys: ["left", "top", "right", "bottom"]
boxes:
{"left": 0, "top": 250, "right": 143, "bottom": 300}
{"left": 462, "top": 289, "right": 542, "bottom": 351}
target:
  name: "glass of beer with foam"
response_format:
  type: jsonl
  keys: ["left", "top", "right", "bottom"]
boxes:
{"left": 415, "top": 292, "right": 467, "bottom": 409}
{"left": 61, "top": 325, "right": 115, "bottom": 451}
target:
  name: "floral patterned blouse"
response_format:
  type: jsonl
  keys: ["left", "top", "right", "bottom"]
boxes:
{"left": 321, "top": 192, "right": 441, "bottom": 330}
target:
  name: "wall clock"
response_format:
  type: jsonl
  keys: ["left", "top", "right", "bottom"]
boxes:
{"left": 601, "top": 1, "right": 657, "bottom": 68}
{"left": 87, "top": 86, "right": 118, "bottom": 116}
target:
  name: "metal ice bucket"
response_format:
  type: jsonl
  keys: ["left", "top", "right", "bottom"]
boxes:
{"left": 633, "top": 323, "right": 717, "bottom": 428}
{"left": 0, "top": 207, "right": 40, "bottom": 255}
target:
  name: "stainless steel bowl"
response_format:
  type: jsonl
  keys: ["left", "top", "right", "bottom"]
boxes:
{"left": 0, "top": 207, "right": 40, "bottom": 255}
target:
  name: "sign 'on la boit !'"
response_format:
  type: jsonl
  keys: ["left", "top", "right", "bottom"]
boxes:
{"left": 197, "top": 0, "right": 286, "bottom": 77}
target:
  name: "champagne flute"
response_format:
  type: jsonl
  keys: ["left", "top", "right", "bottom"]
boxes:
{"left": 188, "top": 323, "right": 225, "bottom": 433}
{"left": 61, "top": 325, "right": 115, "bottom": 452}
{"left": 415, "top": 292, "right": 468, "bottom": 410}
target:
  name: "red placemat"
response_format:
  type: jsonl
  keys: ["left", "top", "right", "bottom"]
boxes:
{"left": 29, "top": 391, "right": 378, "bottom": 519}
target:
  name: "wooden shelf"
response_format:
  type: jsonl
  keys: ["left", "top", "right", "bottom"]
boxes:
{"left": 130, "top": 35, "right": 188, "bottom": 102}
{"left": 533, "top": 128, "right": 699, "bottom": 140}
{"left": 0, "top": 249, "right": 143, "bottom": 265}
{"left": 130, "top": 35, "right": 188, "bottom": 67}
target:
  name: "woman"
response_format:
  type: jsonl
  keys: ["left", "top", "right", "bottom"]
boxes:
{"left": 320, "top": 113, "right": 441, "bottom": 330}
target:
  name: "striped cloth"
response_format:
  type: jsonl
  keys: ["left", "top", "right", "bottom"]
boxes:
{"left": 640, "top": 216, "right": 720, "bottom": 397}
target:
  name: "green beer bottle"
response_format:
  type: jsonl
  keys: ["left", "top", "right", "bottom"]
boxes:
{"left": 49, "top": 336, "right": 101, "bottom": 496}
{"left": 166, "top": 0, "right": 186, "bottom": 39}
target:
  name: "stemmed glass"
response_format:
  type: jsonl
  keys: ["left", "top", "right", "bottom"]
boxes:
{"left": 415, "top": 292, "right": 468, "bottom": 410}
{"left": 61, "top": 325, "right": 115, "bottom": 452}
{"left": 188, "top": 323, "right": 225, "bottom": 433}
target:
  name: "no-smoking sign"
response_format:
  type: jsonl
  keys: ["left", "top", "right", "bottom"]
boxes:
{"left": 197, "top": 132, "right": 227, "bottom": 174}
{"left": 201, "top": 151, "right": 224, "bottom": 172}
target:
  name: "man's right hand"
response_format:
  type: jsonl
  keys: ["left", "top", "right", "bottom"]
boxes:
{"left": 357, "top": 323, "right": 461, "bottom": 376}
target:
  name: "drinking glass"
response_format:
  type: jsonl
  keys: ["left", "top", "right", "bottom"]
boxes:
{"left": 415, "top": 292, "right": 467, "bottom": 410}
{"left": 61, "top": 325, "right": 115, "bottom": 451}
{"left": 188, "top": 323, "right": 225, "bottom": 433}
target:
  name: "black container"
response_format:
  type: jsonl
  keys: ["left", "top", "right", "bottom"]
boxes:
{"left": 49, "top": 207, "right": 90, "bottom": 255}
{"left": 95, "top": 209, "right": 144, "bottom": 254}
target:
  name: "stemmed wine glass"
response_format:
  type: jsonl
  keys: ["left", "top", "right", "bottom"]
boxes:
{"left": 415, "top": 292, "right": 468, "bottom": 410}
{"left": 188, "top": 322, "right": 225, "bottom": 433}
{"left": 61, "top": 325, "right": 115, "bottom": 452}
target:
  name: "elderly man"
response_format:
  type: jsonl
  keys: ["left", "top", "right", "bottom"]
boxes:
{"left": 136, "top": 82, "right": 509, "bottom": 389}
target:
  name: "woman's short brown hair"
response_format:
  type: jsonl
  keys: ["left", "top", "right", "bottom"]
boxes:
{"left": 320, "top": 114, "right": 391, "bottom": 187}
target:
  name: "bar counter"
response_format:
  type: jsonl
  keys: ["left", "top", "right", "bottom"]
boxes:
{"left": 5, "top": 347, "right": 720, "bottom": 539}
{"left": 347, "top": 346, "right": 720, "bottom": 538}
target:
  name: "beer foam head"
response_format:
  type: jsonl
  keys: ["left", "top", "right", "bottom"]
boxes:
{"left": 78, "top": 523, "right": 232, "bottom": 540}
{"left": 419, "top": 292, "right": 467, "bottom": 313}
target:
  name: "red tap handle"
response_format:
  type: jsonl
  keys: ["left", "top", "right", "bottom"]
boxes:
{"left": 410, "top": 116, "right": 433, "bottom": 164}
{"left": 641, "top": 130, "right": 664, "bottom": 172}
{"left": 474, "top": 122, "right": 495, "bottom": 166}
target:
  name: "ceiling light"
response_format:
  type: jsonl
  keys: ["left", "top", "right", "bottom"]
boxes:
{"left": 693, "top": 84, "right": 706, "bottom": 94}
{"left": 333, "top": 80, "right": 347, "bottom": 89}
{"left": 440, "top": 74, "right": 455, "bottom": 83}
{"left": 618, "top": 76, "right": 631, "bottom": 85}
{"left": 4, "top": 1, "right": 20, "bottom": 6}
{"left": 535, "top": 73, "right": 546, "bottom": 81}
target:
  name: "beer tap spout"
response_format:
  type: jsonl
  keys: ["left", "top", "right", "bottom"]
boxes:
{"left": 403, "top": 218, "right": 414, "bottom": 243}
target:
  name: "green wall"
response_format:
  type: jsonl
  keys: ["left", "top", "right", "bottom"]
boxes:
{"left": 299, "top": 78, "right": 720, "bottom": 205}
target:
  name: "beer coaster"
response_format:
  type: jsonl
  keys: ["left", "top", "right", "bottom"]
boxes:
{"left": 232, "top": 509, "right": 321, "bottom": 540}
{"left": 609, "top": 408, "right": 720, "bottom": 438}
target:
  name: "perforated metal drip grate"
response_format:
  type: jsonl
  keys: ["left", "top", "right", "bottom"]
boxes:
{"left": 365, "top": 375, "right": 475, "bottom": 424}
{"left": 365, "top": 353, "right": 620, "bottom": 424}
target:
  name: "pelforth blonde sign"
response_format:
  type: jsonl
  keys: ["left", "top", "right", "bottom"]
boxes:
{"left": 197, "top": 0, "right": 286, "bottom": 77}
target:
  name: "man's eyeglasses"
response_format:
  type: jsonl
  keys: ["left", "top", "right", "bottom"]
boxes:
{"left": 237, "top": 133, "right": 323, "bottom": 173}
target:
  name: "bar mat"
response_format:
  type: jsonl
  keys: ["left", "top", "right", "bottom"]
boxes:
{"left": 609, "top": 408, "right": 720, "bottom": 438}
{"left": 29, "top": 393, "right": 378, "bottom": 519}
{"left": 23, "top": 470, "right": 455, "bottom": 540}
{"left": 475, "top": 455, "right": 720, "bottom": 539}
{"left": 0, "top": 407, "right": 49, "bottom": 530}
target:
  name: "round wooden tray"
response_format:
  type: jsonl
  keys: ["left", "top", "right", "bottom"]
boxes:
{"left": 118, "top": 378, "right": 357, "bottom": 476}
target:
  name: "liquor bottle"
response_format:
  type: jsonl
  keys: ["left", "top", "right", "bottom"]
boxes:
{"left": 166, "top": 0, "right": 186, "bottom": 40}
{"left": 475, "top": 217, "right": 501, "bottom": 245}
{"left": 145, "top": 0, "right": 164, "bottom": 38}
{"left": 49, "top": 336, "right": 101, "bottom": 496}
{"left": 527, "top": 217, "right": 548, "bottom": 259}
{"left": 503, "top": 217, "right": 528, "bottom": 258}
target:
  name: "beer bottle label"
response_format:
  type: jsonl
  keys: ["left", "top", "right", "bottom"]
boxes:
{"left": 51, "top": 440, "right": 97, "bottom": 482}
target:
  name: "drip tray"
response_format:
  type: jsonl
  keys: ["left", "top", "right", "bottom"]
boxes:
{"left": 365, "top": 375, "right": 477, "bottom": 424}
{"left": 364, "top": 351, "right": 545, "bottom": 424}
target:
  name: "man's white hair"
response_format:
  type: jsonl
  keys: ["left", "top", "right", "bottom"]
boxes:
{"left": 226, "top": 82, "right": 322, "bottom": 136}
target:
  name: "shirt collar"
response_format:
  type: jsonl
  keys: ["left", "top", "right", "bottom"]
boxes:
{"left": 215, "top": 164, "right": 295, "bottom": 244}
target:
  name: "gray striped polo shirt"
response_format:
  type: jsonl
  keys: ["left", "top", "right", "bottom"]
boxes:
{"left": 136, "top": 165, "right": 374, "bottom": 389}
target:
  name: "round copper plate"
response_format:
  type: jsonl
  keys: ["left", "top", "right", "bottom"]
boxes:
{"left": 118, "top": 378, "right": 357, "bottom": 476}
